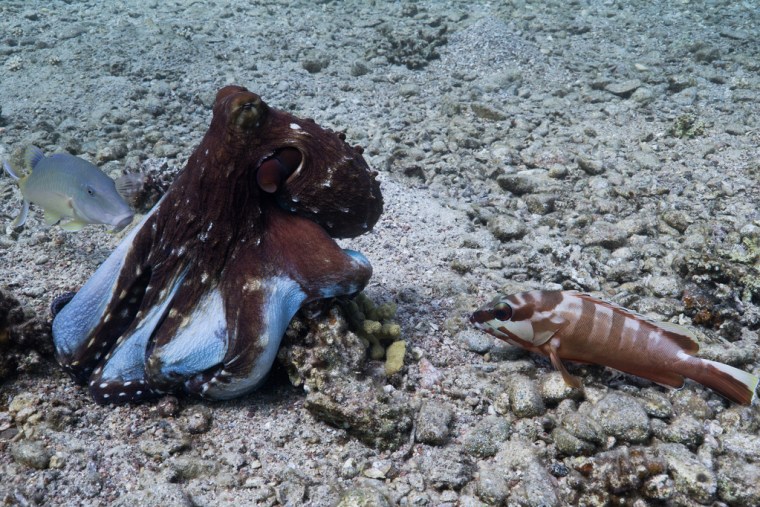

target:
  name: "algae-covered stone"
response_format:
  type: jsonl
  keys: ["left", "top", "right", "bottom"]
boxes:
{"left": 591, "top": 392, "right": 650, "bottom": 443}
{"left": 10, "top": 440, "right": 51, "bottom": 469}
{"left": 337, "top": 486, "right": 392, "bottom": 507}
{"left": 657, "top": 442, "right": 716, "bottom": 504}
{"left": 508, "top": 375, "right": 545, "bottom": 418}
{"left": 717, "top": 456, "right": 760, "bottom": 505}
{"left": 477, "top": 439, "right": 561, "bottom": 506}
{"left": 418, "top": 446, "right": 474, "bottom": 490}
{"left": 415, "top": 401, "right": 453, "bottom": 445}
{"left": 463, "top": 416, "right": 511, "bottom": 458}
{"left": 552, "top": 427, "right": 595, "bottom": 456}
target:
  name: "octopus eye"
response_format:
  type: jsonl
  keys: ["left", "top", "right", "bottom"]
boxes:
{"left": 492, "top": 302, "right": 513, "bottom": 322}
{"left": 234, "top": 99, "right": 264, "bottom": 129}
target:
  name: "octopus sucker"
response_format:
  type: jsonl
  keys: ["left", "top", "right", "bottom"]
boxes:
{"left": 52, "top": 85, "right": 382, "bottom": 404}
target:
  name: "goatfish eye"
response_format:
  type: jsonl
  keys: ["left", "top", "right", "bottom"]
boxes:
{"left": 470, "top": 300, "right": 513, "bottom": 324}
{"left": 492, "top": 302, "right": 513, "bottom": 322}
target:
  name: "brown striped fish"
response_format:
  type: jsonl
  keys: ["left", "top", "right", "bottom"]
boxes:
{"left": 470, "top": 290, "right": 759, "bottom": 405}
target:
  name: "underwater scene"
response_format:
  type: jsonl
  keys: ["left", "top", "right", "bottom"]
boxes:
{"left": 1, "top": 0, "right": 759, "bottom": 505}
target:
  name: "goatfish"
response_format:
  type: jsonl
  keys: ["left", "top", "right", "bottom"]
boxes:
{"left": 470, "top": 290, "right": 759, "bottom": 405}
{"left": 3, "top": 146, "right": 134, "bottom": 233}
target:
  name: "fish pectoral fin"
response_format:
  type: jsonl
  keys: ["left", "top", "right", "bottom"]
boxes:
{"left": 44, "top": 211, "right": 62, "bottom": 226}
{"left": 6, "top": 200, "right": 30, "bottom": 234}
{"left": 547, "top": 338, "right": 583, "bottom": 389}
{"left": 60, "top": 220, "right": 86, "bottom": 232}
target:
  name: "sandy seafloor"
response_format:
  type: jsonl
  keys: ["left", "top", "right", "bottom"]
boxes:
{"left": 1, "top": 0, "right": 760, "bottom": 505}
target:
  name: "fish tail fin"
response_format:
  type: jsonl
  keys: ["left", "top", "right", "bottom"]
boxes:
{"left": 3, "top": 159, "right": 20, "bottom": 181}
{"left": 24, "top": 145, "right": 45, "bottom": 170}
{"left": 686, "top": 358, "right": 759, "bottom": 405}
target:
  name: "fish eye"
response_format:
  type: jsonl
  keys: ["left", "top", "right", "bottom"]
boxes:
{"left": 86, "top": 186, "right": 95, "bottom": 196}
{"left": 492, "top": 302, "right": 513, "bottom": 321}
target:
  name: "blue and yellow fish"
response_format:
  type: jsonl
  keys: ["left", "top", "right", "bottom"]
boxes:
{"left": 3, "top": 146, "right": 134, "bottom": 233}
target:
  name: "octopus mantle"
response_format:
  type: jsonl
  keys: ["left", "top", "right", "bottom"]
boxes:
{"left": 52, "top": 85, "right": 383, "bottom": 403}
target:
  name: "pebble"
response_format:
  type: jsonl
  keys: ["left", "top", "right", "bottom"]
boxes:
{"left": 560, "top": 412, "right": 605, "bottom": 447}
{"left": 180, "top": 405, "right": 213, "bottom": 434}
{"left": 716, "top": 456, "right": 760, "bottom": 506}
{"left": 169, "top": 456, "right": 218, "bottom": 481}
{"left": 418, "top": 447, "right": 474, "bottom": 490}
{"left": 591, "top": 392, "right": 650, "bottom": 443}
{"left": 540, "top": 372, "right": 583, "bottom": 404}
{"left": 415, "top": 401, "right": 454, "bottom": 445}
{"left": 477, "top": 440, "right": 561, "bottom": 506}
{"left": 657, "top": 443, "right": 716, "bottom": 503}
{"left": 458, "top": 329, "right": 493, "bottom": 354}
{"left": 605, "top": 79, "right": 642, "bottom": 98}
{"left": 487, "top": 215, "right": 527, "bottom": 242}
{"left": 583, "top": 221, "right": 628, "bottom": 249}
{"left": 10, "top": 439, "right": 51, "bottom": 469}
{"left": 462, "top": 416, "right": 511, "bottom": 458}
{"left": 638, "top": 390, "right": 674, "bottom": 419}
{"left": 337, "top": 486, "right": 392, "bottom": 507}
{"left": 508, "top": 375, "right": 545, "bottom": 418}
{"left": 651, "top": 415, "right": 704, "bottom": 448}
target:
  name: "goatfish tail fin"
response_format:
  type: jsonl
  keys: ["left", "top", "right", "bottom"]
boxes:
{"left": 687, "top": 358, "right": 759, "bottom": 405}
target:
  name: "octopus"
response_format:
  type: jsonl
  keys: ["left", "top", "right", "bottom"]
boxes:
{"left": 52, "top": 85, "right": 383, "bottom": 404}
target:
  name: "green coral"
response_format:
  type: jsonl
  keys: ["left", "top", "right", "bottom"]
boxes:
{"left": 668, "top": 114, "right": 705, "bottom": 139}
{"left": 341, "top": 292, "right": 404, "bottom": 367}
{"left": 384, "top": 341, "right": 406, "bottom": 376}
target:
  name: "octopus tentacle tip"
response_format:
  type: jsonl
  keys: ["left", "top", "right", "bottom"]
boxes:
{"left": 51, "top": 85, "right": 382, "bottom": 404}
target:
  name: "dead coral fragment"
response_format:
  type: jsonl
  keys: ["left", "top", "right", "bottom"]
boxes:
{"left": 0, "top": 288, "right": 52, "bottom": 380}
{"left": 668, "top": 114, "right": 705, "bottom": 139}
{"left": 278, "top": 305, "right": 412, "bottom": 449}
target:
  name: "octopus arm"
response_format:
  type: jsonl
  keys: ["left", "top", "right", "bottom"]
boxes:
{"left": 86, "top": 267, "right": 188, "bottom": 403}
{"left": 52, "top": 205, "right": 159, "bottom": 377}
{"left": 184, "top": 275, "right": 307, "bottom": 399}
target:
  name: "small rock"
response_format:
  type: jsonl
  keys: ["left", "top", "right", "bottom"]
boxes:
{"left": 10, "top": 440, "right": 51, "bottom": 469}
{"left": 591, "top": 392, "right": 650, "bottom": 443}
{"left": 584, "top": 221, "right": 628, "bottom": 249}
{"left": 418, "top": 447, "right": 474, "bottom": 490}
{"left": 415, "top": 401, "right": 454, "bottom": 445}
{"left": 540, "top": 372, "right": 583, "bottom": 404}
{"left": 643, "top": 474, "right": 675, "bottom": 501}
{"left": 180, "top": 405, "right": 212, "bottom": 434}
{"left": 463, "top": 416, "right": 511, "bottom": 458}
{"left": 337, "top": 486, "right": 391, "bottom": 507}
{"left": 459, "top": 329, "right": 493, "bottom": 354}
{"left": 477, "top": 439, "right": 561, "bottom": 506}
{"left": 651, "top": 415, "right": 703, "bottom": 448}
{"left": 717, "top": 456, "right": 760, "bottom": 505}
{"left": 552, "top": 427, "right": 595, "bottom": 456}
{"left": 508, "top": 375, "right": 545, "bottom": 418}
{"left": 488, "top": 215, "right": 527, "bottom": 242}
{"left": 605, "top": 79, "right": 642, "bottom": 98}
{"left": 657, "top": 442, "right": 716, "bottom": 503}
{"left": 577, "top": 156, "right": 605, "bottom": 175}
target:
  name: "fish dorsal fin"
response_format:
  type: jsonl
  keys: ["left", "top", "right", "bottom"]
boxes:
{"left": 24, "top": 146, "right": 45, "bottom": 170}
{"left": 569, "top": 291, "right": 700, "bottom": 354}
{"left": 115, "top": 173, "right": 145, "bottom": 204}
